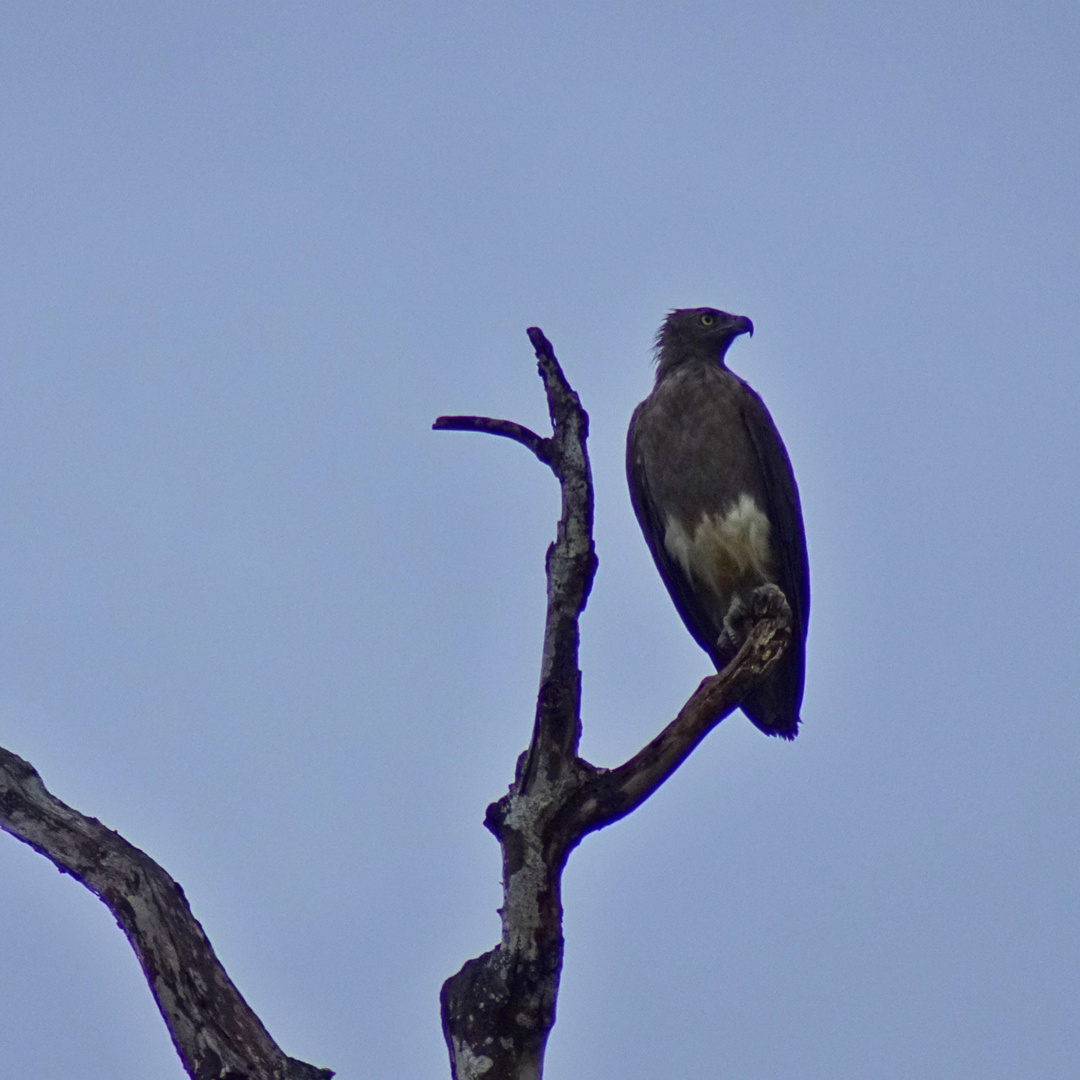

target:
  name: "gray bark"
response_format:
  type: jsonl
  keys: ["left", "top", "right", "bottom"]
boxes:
{"left": 0, "top": 745, "right": 332, "bottom": 1080}
{"left": 435, "top": 328, "right": 791, "bottom": 1080}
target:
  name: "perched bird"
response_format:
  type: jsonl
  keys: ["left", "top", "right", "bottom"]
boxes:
{"left": 626, "top": 307, "right": 809, "bottom": 738}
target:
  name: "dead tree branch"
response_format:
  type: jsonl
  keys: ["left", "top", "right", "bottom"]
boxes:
{"left": 432, "top": 416, "right": 553, "bottom": 465}
{"left": 0, "top": 745, "right": 332, "bottom": 1080}
{"left": 435, "top": 328, "right": 791, "bottom": 1080}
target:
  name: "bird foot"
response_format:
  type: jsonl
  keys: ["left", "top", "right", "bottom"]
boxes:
{"left": 717, "top": 584, "right": 788, "bottom": 656}
{"left": 749, "top": 582, "right": 788, "bottom": 621}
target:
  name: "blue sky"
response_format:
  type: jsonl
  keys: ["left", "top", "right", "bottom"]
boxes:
{"left": 1, "top": 3, "right": 1078, "bottom": 1077}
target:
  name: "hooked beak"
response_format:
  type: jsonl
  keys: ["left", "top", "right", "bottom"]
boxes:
{"left": 731, "top": 315, "right": 754, "bottom": 338}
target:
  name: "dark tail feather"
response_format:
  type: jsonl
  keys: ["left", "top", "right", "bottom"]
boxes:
{"left": 740, "top": 651, "right": 803, "bottom": 740}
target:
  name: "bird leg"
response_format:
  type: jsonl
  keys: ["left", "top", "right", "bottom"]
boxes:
{"left": 716, "top": 594, "right": 752, "bottom": 659}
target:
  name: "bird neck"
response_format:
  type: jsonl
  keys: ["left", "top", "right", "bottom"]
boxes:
{"left": 655, "top": 345, "right": 730, "bottom": 382}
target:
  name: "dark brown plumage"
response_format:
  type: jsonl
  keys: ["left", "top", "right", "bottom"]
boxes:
{"left": 626, "top": 307, "right": 809, "bottom": 738}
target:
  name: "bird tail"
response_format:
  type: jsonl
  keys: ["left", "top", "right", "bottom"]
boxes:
{"left": 740, "top": 655, "right": 802, "bottom": 740}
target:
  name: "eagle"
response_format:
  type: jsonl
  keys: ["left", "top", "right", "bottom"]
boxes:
{"left": 626, "top": 307, "right": 809, "bottom": 738}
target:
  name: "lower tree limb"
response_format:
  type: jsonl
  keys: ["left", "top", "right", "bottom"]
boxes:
{"left": 0, "top": 746, "right": 332, "bottom": 1080}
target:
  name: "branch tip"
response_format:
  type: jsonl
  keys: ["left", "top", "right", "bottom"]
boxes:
{"left": 433, "top": 415, "right": 554, "bottom": 464}
{"left": 526, "top": 326, "right": 554, "bottom": 358}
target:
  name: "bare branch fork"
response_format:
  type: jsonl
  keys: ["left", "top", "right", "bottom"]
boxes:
{"left": 434, "top": 328, "right": 792, "bottom": 1080}
{"left": 0, "top": 758, "right": 333, "bottom": 1079}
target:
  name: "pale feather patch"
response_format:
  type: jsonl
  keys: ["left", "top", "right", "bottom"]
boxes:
{"left": 663, "top": 494, "right": 774, "bottom": 601}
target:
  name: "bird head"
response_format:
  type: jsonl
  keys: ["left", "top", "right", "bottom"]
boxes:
{"left": 654, "top": 307, "right": 754, "bottom": 378}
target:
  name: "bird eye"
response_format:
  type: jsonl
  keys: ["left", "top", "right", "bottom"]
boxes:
{"left": 700, "top": 313, "right": 715, "bottom": 326}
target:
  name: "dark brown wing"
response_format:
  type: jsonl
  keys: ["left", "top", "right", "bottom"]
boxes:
{"left": 626, "top": 400, "right": 728, "bottom": 669}
{"left": 733, "top": 379, "right": 810, "bottom": 737}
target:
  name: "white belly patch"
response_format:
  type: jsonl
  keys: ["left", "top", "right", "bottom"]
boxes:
{"left": 663, "top": 494, "right": 774, "bottom": 600}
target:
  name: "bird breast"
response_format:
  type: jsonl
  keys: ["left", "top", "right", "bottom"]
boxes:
{"left": 663, "top": 494, "right": 774, "bottom": 605}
